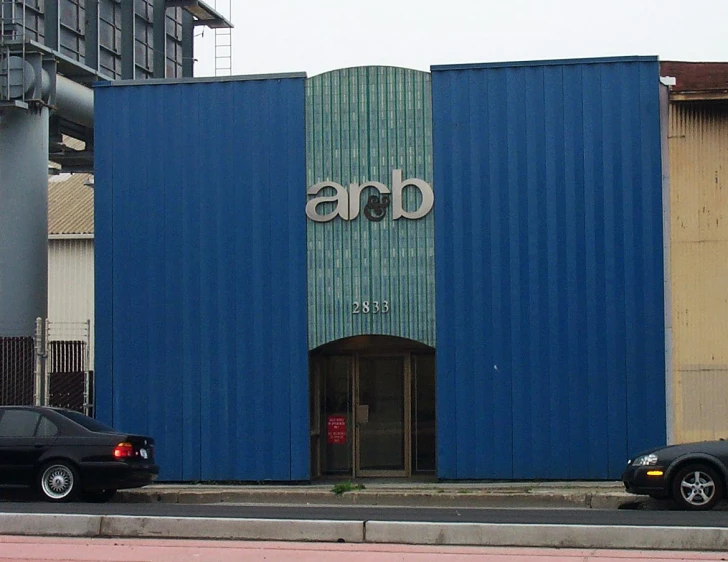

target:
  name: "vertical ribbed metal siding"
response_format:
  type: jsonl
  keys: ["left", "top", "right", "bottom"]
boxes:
{"left": 669, "top": 102, "right": 728, "bottom": 443}
{"left": 306, "top": 67, "right": 435, "bottom": 349}
{"left": 48, "top": 239, "right": 95, "bottom": 367}
{"left": 48, "top": 239, "right": 94, "bottom": 322}
{"left": 432, "top": 57, "right": 666, "bottom": 479}
{"left": 94, "top": 76, "right": 309, "bottom": 481}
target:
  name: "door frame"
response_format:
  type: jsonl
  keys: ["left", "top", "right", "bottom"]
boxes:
{"left": 309, "top": 335, "right": 435, "bottom": 480}
{"left": 309, "top": 358, "right": 322, "bottom": 480}
{"left": 353, "top": 352, "right": 412, "bottom": 478}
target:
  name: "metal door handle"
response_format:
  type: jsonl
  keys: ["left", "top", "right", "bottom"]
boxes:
{"left": 356, "top": 404, "right": 369, "bottom": 423}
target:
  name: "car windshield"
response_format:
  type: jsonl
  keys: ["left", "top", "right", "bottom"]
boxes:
{"left": 55, "top": 410, "right": 117, "bottom": 433}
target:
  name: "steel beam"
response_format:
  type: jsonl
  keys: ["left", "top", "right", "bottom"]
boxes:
{"left": 153, "top": 0, "right": 167, "bottom": 78}
{"left": 44, "top": 0, "right": 59, "bottom": 51}
{"left": 121, "top": 0, "right": 135, "bottom": 80}
{"left": 85, "top": 0, "right": 100, "bottom": 73}
{"left": 182, "top": 10, "right": 193, "bottom": 77}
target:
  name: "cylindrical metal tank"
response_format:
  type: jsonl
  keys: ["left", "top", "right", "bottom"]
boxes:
{"left": 0, "top": 106, "right": 49, "bottom": 336}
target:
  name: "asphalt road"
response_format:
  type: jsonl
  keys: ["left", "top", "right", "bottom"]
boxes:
{"left": 2, "top": 500, "right": 728, "bottom": 528}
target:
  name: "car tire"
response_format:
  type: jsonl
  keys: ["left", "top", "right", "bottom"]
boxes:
{"left": 83, "top": 489, "right": 117, "bottom": 503}
{"left": 38, "top": 461, "right": 80, "bottom": 502}
{"left": 671, "top": 463, "right": 724, "bottom": 511}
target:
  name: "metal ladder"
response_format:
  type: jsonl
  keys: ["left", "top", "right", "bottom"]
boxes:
{"left": 214, "top": 0, "right": 232, "bottom": 76}
{"left": 0, "top": 0, "right": 28, "bottom": 104}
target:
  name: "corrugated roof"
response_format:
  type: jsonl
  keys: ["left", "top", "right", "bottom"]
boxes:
{"left": 48, "top": 173, "right": 94, "bottom": 236}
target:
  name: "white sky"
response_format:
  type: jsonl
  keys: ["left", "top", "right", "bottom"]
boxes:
{"left": 192, "top": 0, "right": 728, "bottom": 78}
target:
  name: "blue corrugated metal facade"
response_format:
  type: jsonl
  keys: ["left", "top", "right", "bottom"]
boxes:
{"left": 431, "top": 57, "right": 666, "bottom": 479}
{"left": 93, "top": 56, "right": 667, "bottom": 482}
{"left": 94, "top": 75, "right": 309, "bottom": 481}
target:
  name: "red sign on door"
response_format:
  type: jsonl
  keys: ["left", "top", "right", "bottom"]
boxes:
{"left": 327, "top": 415, "right": 347, "bottom": 445}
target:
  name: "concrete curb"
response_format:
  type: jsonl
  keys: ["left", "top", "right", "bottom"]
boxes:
{"left": 115, "top": 489, "right": 634, "bottom": 509}
{"left": 2, "top": 513, "right": 728, "bottom": 551}
{"left": 99, "top": 516, "right": 364, "bottom": 542}
{"left": 365, "top": 521, "right": 728, "bottom": 551}
{"left": 0, "top": 513, "right": 102, "bottom": 537}
{"left": 0, "top": 513, "right": 362, "bottom": 543}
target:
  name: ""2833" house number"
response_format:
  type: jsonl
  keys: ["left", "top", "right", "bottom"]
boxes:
{"left": 352, "top": 301, "right": 390, "bottom": 314}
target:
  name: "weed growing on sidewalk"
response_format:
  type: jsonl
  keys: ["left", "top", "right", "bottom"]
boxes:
{"left": 331, "top": 481, "right": 366, "bottom": 495}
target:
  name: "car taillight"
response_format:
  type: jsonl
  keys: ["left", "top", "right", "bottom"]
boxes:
{"left": 113, "top": 442, "right": 135, "bottom": 458}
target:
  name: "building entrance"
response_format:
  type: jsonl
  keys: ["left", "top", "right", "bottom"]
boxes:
{"left": 309, "top": 336, "right": 435, "bottom": 479}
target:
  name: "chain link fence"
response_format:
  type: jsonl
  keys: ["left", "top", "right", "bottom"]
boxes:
{"left": 0, "top": 334, "right": 36, "bottom": 405}
{"left": 0, "top": 319, "right": 92, "bottom": 413}
{"left": 0, "top": 319, "right": 42, "bottom": 405}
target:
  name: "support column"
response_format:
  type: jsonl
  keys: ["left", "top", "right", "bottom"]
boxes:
{"left": 121, "top": 0, "right": 135, "bottom": 80}
{"left": 0, "top": 106, "right": 49, "bottom": 337}
{"left": 153, "top": 0, "right": 167, "bottom": 78}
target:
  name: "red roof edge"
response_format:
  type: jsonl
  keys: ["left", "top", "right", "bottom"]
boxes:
{"left": 660, "top": 61, "right": 728, "bottom": 93}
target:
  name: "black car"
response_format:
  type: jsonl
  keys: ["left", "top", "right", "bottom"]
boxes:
{"left": 622, "top": 440, "right": 728, "bottom": 510}
{"left": 0, "top": 406, "right": 158, "bottom": 502}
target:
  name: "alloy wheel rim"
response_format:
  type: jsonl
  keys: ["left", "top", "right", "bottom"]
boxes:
{"left": 680, "top": 470, "right": 715, "bottom": 505}
{"left": 41, "top": 466, "right": 73, "bottom": 499}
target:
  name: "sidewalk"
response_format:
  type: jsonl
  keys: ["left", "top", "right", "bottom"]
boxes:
{"left": 115, "top": 480, "right": 641, "bottom": 509}
{"left": 5, "top": 481, "right": 728, "bottom": 549}
{"left": 4, "top": 536, "right": 728, "bottom": 562}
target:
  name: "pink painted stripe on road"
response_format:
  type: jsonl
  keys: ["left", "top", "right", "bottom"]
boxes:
{"left": 0, "top": 536, "right": 726, "bottom": 562}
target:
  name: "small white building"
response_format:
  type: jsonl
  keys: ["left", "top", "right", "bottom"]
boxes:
{"left": 47, "top": 172, "right": 95, "bottom": 411}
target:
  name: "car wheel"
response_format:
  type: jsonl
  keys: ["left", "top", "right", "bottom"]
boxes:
{"left": 83, "top": 489, "right": 117, "bottom": 503}
{"left": 38, "top": 461, "right": 80, "bottom": 502}
{"left": 672, "top": 463, "right": 724, "bottom": 511}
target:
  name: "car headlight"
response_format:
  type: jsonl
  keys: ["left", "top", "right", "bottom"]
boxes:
{"left": 631, "top": 453, "right": 659, "bottom": 466}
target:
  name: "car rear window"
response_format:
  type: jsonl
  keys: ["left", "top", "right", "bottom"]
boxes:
{"left": 36, "top": 415, "right": 59, "bottom": 437}
{"left": 55, "top": 410, "right": 116, "bottom": 433}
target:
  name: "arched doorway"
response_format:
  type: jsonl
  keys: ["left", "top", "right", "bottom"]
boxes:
{"left": 309, "top": 335, "right": 435, "bottom": 479}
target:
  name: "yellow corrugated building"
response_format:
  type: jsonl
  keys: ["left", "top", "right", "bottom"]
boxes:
{"left": 663, "top": 62, "right": 728, "bottom": 442}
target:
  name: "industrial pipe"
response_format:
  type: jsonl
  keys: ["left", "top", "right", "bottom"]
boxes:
{"left": 55, "top": 74, "right": 94, "bottom": 129}
{"left": 1, "top": 56, "right": 94, "bottom": 128}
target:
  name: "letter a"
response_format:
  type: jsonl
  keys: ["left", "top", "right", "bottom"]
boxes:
{"left": 306, "top": 181, "right": 349, "bottom": 222}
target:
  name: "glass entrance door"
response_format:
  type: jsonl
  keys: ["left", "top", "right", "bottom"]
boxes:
{"left": 322, "top": 356, "right": 352, "bottom": 475}
{"left": 355, "top": 356, "right": 407, "bottom": 476}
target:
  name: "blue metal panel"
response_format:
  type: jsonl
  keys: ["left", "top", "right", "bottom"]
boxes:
{"left": 432, "top": 57, "right": 666, "bottom": 479}
{"left": 94, "top": 75, "right": 309, "bottom": 481}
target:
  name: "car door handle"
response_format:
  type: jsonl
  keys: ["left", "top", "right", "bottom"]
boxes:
{"left": 34, "top": 443, "right": 44, "bottom": 448}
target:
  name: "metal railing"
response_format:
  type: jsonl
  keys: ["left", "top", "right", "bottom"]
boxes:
{"left": 45, "top": 320, "right": 93, "bottom": 415}
{"left": 0, "top": 0, "right": 26, "bottom": 41}
{"left": 0, "top": 0, "right": 28, "bottom": 104}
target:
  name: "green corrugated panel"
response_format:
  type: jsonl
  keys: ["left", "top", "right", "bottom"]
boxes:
{"left": 306, "top": 67, "right": 435, "bottom": 350}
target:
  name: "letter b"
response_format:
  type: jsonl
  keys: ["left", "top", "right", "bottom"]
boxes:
{"left": 390, "top": 170, "right": 434, "bottom": 220}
